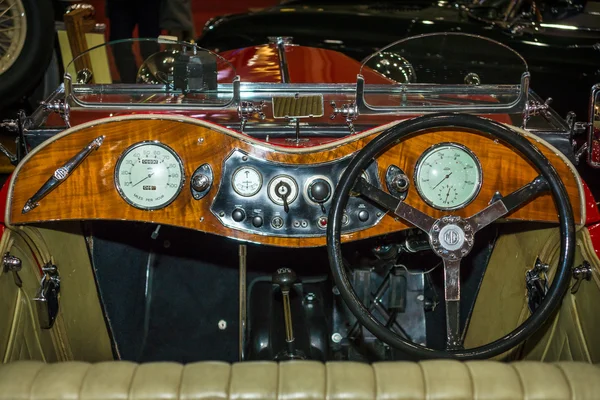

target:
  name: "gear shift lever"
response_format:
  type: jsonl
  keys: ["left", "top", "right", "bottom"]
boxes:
{"left": 273, "top": 267, "right": 305, "bottom": 359}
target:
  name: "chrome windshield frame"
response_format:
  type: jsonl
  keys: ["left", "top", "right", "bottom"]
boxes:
{"left": 354, "top": 72, "right": 530, "bottom": 115}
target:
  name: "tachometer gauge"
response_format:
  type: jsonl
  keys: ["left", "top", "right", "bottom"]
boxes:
{"left": 232, "top": 166, "right": 263, "bottom": 197}
{"left": 114, "top": 141, "right": 185, "bottom": 210}
{"left": 414, "top": 143, "right": 482, "bottom": 210}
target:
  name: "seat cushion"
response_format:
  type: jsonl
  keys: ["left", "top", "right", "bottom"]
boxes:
{"left": 0, "top": 360, "right": 599, "bottom": 400}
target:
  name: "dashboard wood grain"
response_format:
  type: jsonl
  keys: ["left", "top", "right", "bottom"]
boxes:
{"left": 7, "top": 116, "right": 583, "bottom": 247}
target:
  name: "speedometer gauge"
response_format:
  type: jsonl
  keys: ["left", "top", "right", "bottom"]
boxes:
{"left": 115, "top": 141, "right": 185, "bottom": 210}
{"left": 414, "top": 143, "right": 482, "bottom": 210}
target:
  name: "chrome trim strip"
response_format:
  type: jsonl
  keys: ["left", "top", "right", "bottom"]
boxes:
{"left": 588, "top": 83, "right": 600, "bottom": 168}
{"left": 275, "top": 37, "right": 290, "bottom": 83}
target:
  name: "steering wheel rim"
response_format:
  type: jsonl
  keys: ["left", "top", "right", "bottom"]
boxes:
{"left": 326, "top": 113, "right": 575, "bottom": 359}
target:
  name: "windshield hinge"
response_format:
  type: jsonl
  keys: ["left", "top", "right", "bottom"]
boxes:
{"left": 522, "top": 97, "right": 552, "bottom": 128}
{"left": 330, "top": 101, "right": 358, "bottom": 134}
{"left": 238, "top": 101, "right": 266, "bottom": 132}
{"left": 41, "top": 100, "right": 71, "bottom": 128}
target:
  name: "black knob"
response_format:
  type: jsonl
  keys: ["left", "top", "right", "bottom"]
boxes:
{"left": 252, "top": 216, "right": 263, "bottom": 228}
{"left": 273, "top": 267, "right": 297, "bottom": 292}
{"left": 232, "top": 208, "right": 246, "bottom": 222}
{"left": 308, "top": 179, "right": 331, "bottom": 203}
{"left": 358, "top": 210, "right": 369, "bottom": 222}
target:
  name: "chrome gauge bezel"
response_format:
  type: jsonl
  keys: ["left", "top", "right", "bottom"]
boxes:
{"left": 114, "top": 140, "right": 186, "bottom": 211}
{"left": 231, "top": 166, "right": 263, "bottom": 197}
{"left": 413, "top": 142, "right": 483, "bottom": 211}
{"left": 267, "top": 174, "right": 299, "bottom": 206}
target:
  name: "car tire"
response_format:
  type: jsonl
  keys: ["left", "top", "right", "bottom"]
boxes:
{"left": 0, "top": 0, "right": 54, "bottom": 108}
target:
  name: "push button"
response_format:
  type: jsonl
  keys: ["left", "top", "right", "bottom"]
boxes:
{"left": 357, "top": 210, "right": 369, "bottom": 222}
{"left": 232, "top": 208, "right": 246, "bottom": 222}
{"left": 252, "top": 216, "right": 263, "bottom": 228}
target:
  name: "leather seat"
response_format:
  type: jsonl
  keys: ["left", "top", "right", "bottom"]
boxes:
{"left": 0, "top": 360, "right": 599, "bottom": 400}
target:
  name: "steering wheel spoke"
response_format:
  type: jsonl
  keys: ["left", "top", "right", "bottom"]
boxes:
{"left": 467, "top": 175, "right": 549, "bottom": 233}
{"left": 443, "top": 258, "right": 464, "bottom": 350}
{"left": 353, "top": 177, "right": 436, "bottom": 232}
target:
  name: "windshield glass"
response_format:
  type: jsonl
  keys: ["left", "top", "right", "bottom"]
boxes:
{"left": 358, "top": 32, "right": 529, "bottom": 114}
{"left": 65, "top": 38, "right": 237, "bottom": 109}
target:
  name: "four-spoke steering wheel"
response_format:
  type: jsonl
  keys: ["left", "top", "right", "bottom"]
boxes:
{"left": 326, "top": 113, "right": 575, "bottom": 359}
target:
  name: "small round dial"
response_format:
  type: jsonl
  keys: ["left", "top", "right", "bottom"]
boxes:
{"left": 414, "top": 143, "right": 482, "bottom": 210}
{"left": 232, "top": 167, "right": 262, "bottom": 197}
{"left": 268, "top": 175, "right": 299, "bottom": 205}
{"left": 115, "top": 142, "right": 185, "bottom": 210}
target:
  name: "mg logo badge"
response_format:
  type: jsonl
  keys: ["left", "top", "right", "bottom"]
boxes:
{"left": 438, "top": 224, "right": 465, "bottom": 251}
{"left": 443, "top": 229, "right": 460, "bottom": 246}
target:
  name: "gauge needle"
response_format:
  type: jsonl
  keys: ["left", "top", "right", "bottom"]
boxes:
{"left": 445, "top": 185, "right": 452, "bottom": 204}
{"left": 132, "top": 172, "right": 155, "bottom": 187}
{"left": 432, "top": 172, "right": 452, "bottom": 190}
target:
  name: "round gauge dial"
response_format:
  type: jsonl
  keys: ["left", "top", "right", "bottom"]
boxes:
{"left": 114, "top": 142, "right": 185, "bottom": 210}
{"left": 414, "top": 143, "right": 482, "bottom": 210}
{"left": 232, "top": 167, "right": 262, "bottom": 197}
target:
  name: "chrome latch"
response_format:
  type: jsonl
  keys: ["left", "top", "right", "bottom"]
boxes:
{"left": 33, "top": 263, "right": 60, "bottom": 329}
{"left": 330, "top": 101, "right": 358, "bottom": 134}
{"left": 238, "top": 101, "right": 266, "bottom": 132}
{"left": 571, "top": 261, "right": 592, "bottom": 294}
{"left": 3, "top": 253, "right": 22, "bottom": 287}
{"left": 526, "top": 257, "right": 549, "bottom": 313}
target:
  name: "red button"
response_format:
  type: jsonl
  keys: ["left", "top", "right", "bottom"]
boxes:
{"left": 318, "top": 217, "right": 328, "bottom": 228}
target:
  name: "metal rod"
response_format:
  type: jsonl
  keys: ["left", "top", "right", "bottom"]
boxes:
{"left": 282, "top": 290, "right": 294, "bottom": 342}
{"left": 238, "top": 244, "right": 247, "bottom": 361}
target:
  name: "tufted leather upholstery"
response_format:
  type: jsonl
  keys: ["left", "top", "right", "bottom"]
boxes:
{"left": 0, "top": 360, "right": 599, "bottom": 400}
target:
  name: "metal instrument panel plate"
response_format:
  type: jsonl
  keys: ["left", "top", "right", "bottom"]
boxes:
{"left": 210, "top": 149, "right": 385, "bottom": 238}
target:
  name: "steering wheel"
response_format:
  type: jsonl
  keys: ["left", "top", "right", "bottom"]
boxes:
{"left": 326, "top": 113, "right": 575, "bottom": 359}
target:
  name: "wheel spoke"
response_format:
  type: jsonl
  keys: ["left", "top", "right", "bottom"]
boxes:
{"left": 0, "top": 2, "right": 14, "bottom": 19}
{"left": 467, "top": 175, "right": 549, "bottom": 233}
{"left": 443, "top": 258, "right": 463, "bottom": 350}
{"left": 353, "top": 177, "right": 436, "bottom": 232}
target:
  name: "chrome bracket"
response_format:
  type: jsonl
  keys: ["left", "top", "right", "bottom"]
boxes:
{"left": 522, "top": 97, "right": 552, "bottom": 128}
{"left": 330, "top": 101, "right": 358, "bottom": 134}
{"left": 33, "top": 263, "right": 61, "bottom": 329}
{"left": 238, "top": 101, "right": 266, "bottom": 132}
{"left": 571, "top": 261, "right": 592, "bottom": 294}
{"left": 526, "top": 257, "right": 549, "bottom": 313}
{"left": 3, "top": 253, "right": 22, "bottom": 287}
{"left": 41, "top": 100, "right": 71, "bottom": 128}
{"left": 0, "top": 141, "right": 18, "bottom": 166}
{"left": 22, "top": 135, "right": 105, "bottom": 214}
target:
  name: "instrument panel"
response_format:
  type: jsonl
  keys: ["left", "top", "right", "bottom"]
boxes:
{"left": 210, "top": 149, "right": 385, "bottom": 237}
{"left": 7, "top": 116, "right": 584, "bottom": 248}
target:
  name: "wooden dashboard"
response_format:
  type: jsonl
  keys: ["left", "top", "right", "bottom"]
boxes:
{"left": 6, "top": 115, "right": 583, "bottom": 248}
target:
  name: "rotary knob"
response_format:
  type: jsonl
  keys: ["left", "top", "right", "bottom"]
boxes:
{"left": 192, "top": 174, "right": 211, "bottom": 192}
{"left": 308, "top": 179, "right": 331, "bottom": 203}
